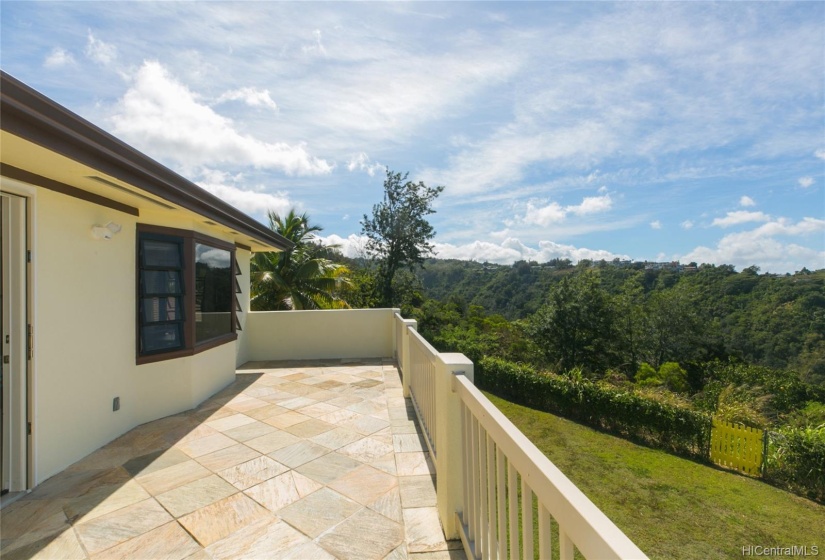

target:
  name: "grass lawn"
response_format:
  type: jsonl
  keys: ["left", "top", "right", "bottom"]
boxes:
{"left": 484, "top": 392, "right": 824, "bottom": 560}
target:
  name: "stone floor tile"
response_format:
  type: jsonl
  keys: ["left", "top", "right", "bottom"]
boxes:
{"left": 205, "top": 518, "right": 309, "bottom": 559}
{"left": 244, "top": 470, "right": 322, "bottom": 513}
{"left": 329, "top": 464, "right": 398, "bottom": 506}
{"left": 222, "top": 420, "right": 277, "bottom": 442}
{"left": 294, "top": 452, "right": 362, "bottom": 485}
{"left": 317, "top": 408, "right": 361, "bottom": 426}
{"left": 74, "top": 498, "right": 172, "bottom": 556}
{"left": 337, "top": 437, "right": 395, "bottom": 464}
{"left": 403, "top": 507, "right": 451, "bottom": 553}
{"left": 176, "top": 432, "right": 238, "bottom": 459}
{"left": 195, "top": 443, "right": 260, "bottom": 472}
{"left": 122, "top": 448, "right": 191, "bottom": 478}
{"left": 268, "top": 440, "right": 331, "bottom": 469}
{"left": 325, "top": 394, "right": 363, "bottom": 408}
{"left": 344, "top": 414, "right": 390, "bottom": 436}
{"left": 135, "top": 460, "right": 211, "bottom": 496}
{"left": 348, "top": 399, "right": 387, "bottom": 416}
{"left": 178, "top": 493, "right": 274, "bottom": 548}
{"left": 25, "top": 467, "right": 130, "bottom": 501}
{"left": 205, "top": 413, "right": 256, "bottom": 433}
{"left": 88, "top": 521, "right": 200, "bottom": 560}
{"left": 310, "top": 427, "right": 363, "bottom": 450}
{"left": 384, "top": 544, "right": 408, "bottom": 560}
{"left": 396, "top": 452, "right": 436, "bottom": 476}
{"left": 225, "top": 395, "right": 270, "bottom": 413}
{"left": 399, "top": 475, "right": 437, "bottom": 508}
{"left": 284, "top": 418, "right": 336, "bottom": 438}
{"left": 371, "top": 452, "right": 399, "bottom": 476}
{"left": 281, "top": 541, "right": 337, "bottom": 559}
{"left": 218, "top": 456, "right": 289, "bottom": 490}
{"left": 64, "top": 479, "right": 151, "bottom": 524}
{"left": 244, "top": 403, "right": 289, "bottom": 421}
{"left": 2, "top": 525, "right": 87, "bottom": 560}
{"left": 244, "top": 430, "right": 302, "bottom": 454}
{"left": 276, "top": 487, "right": 361, "bottom": 538}
{"left": 174, "top": 423, "right": 221, "bottom": 445}
{"left": 262, "top": 410, "right": 312, "bottom": 429}
{"left": 317, "top": 506, "right": 403, "bottom": 560}
{"left": 155, "top": 474, "right": 238, "bottom": 517}
{"left": 368, "top": 485, "right": 403, "bottom": 524}
{"left": 394, "top": 434, "right": 428, "bottom": 453}
{"left": 279, "top": 396, "right": 317, "bottom": 410}
{"left": 295, "top": 402, "right": 339, "bottom": 418}
{"left": 0, "top": 498, "right": 70, "bottom": 546}
{"left": 408, "top": 551, "right": 468, "bottom": 559}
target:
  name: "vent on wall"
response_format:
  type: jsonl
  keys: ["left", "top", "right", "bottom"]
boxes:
{"left": 86, "top": 176, "right": 177, "bottom": 210}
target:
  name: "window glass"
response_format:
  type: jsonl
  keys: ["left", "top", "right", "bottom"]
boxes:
{"left": 141, "top": 324, "right": 184, "bottom": 353}
{"left": 141, "top": 270, "right": 183, "bottom": 295}
{"left": 195, "top": 243, "right": 232, "bottom": 342}
{"left": 141, "top": 239, "right": 182, "bottom": 268}
{"left": 140, "top": 296, "right": 183, "bottom": 323}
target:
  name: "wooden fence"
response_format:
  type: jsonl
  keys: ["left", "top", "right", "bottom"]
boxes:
{"left": 709, "top": 418, "right": 765, "bottom": 476}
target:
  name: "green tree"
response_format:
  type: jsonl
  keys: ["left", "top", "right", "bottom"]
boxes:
{"left": 527, "top": 271, "right": 616, "bottom": 374}
{"left": 250, "top": 210, "right": 350, "bottom": 310}
{"left": 361, "top": 169, "right": 444, "bottom": 306}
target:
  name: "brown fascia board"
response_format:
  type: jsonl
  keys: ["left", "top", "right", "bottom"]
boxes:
{"left": 0, "top": 70, "right": 293, "bottom": 252}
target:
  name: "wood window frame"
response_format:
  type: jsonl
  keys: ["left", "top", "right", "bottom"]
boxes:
{"left": 137, "top": 224, "right": 237, "bottom": 365}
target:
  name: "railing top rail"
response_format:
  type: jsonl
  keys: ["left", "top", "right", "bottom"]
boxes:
{"left": 453, "top": 374, "right": 648, "bottom": 560}
{"left": 408, "top": 326, "right": 439, "bottom": 357}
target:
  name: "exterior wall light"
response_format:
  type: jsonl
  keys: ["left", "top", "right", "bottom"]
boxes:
{"left": 91, "top": 221, "right": 122, "bottom": 240}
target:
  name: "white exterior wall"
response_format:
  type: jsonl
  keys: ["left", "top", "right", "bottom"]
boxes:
{"left": 244, "top": 309, "right": 395, "bottom": 362}
{"left": 31, "top": 189, "right": 239, "bottom": 483}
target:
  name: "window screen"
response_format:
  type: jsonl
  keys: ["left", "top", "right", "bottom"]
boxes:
{"left": 138, "top": 234, "right": 185, "bottom": 355}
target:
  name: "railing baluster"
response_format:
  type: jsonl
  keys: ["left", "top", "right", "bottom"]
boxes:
{"left": 487, "top": 433, "right": 498, "bottom": 558}
{"left": 471, "top": 414, "right": 480, "bottom": 555}
{"left": 508, "top": 463, "right": 520, "bottom": 558}
{"left": 479, "top": 424, "right": 488, "bottom": 559}
{"left": 539, "top": 503, "right": 552, "bottom": 560}
{"left": 559, "top": 528, "right": 575, "bottom": 560}
{"left": 497, "top": 447, "right": 506, "bottom": 559}
{"left": 521, "top": 479, "right": 533, "bottom": 560}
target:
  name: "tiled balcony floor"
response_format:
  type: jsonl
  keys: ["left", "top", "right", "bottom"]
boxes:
{"left": 1, "top": 359, "right": 466, "bottom": 560}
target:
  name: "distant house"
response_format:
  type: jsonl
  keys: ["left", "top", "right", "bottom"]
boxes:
{"left": 0, "top": 71, "right": 292, "bottom": 493}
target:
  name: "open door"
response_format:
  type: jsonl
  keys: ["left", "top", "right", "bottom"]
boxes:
{"left": 1, "top": 192, "right": 29, "bottom": 494}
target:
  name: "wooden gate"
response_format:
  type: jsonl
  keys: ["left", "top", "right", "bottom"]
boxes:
{"left": 709, "top": 418, "right": 765, "bottom": 476}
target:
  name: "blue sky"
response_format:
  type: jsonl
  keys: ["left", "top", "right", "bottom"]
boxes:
{"left": 2, "top": 1, "right": 823, "bottom": 273}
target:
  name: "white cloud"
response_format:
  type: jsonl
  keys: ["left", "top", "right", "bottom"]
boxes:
{"left": 680, "top": 220, "right": 694, "bottom": 230}
{"left": 346, "top": 153, "right": 384, "bottom": 177}
{"left": 683, "top": 217, "right": 825, "bottom": 273}
{"left": 798, "top": 176, "right": 815, "bottom": 188}
{"left": 711, "top": 210, "right": 771, "bottom": 228}
{"left": 815, "top": 149, "right": 825, "bottom": 160}
{"left": 44, "top": 47, "right": 76, "bottom": 68}
{"left": 302, "top": 29, "right": 327, "bottom": 57}
{"left": 568, "top": 194, "right": 613, "bottom": 216}
{"left": 650, "top": 220, "right": 662, "bottom": 230}
{"left": 110, "top": 61, "right": 332, "bottom": 175}
{"left": 433, "top": 237, "right": 628, "bottom": 265}
{"left": 318, "top": 234, "right": 371, "bottom": 259}
{"left": 739, "top": 195, "right": 756, "bottom": 207}
{"left": 196, "top": 168, "right": 293, "bottom": 217}
{"left": 85, "top": 30, "right": 117, "bottom": 65}
{"left": 523, "top": 202, "right": 567, "bottom": 226}
{"left": 522, "top": 194, "right": 612, "bottom": 226}
{"left": 216, "top": 87, "right": 278, "bottom": 111}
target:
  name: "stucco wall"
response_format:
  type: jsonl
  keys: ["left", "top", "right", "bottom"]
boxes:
{"left": 244, "top": 309, "right": 395, "bottom": 362}
{"left": 31, "top": 190, "right": 239, "bottom": 483}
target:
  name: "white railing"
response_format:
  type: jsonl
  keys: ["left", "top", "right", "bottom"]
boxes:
{"left": 394, "top": 316, "right": 647, "bottom": 560}
{"left": 408, "top": 328, "right": 439, "bottom": 456}
{"left": 455, "top": 375, "right": 647, "bottom": 560}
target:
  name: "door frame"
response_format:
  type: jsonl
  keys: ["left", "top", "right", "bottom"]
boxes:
{"left": 1, "top": 177, "right": 34, "bottom": 493}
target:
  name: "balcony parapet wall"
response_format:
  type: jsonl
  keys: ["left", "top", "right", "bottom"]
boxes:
{"left": 242, "top": 308, "right": 398, "bottom": 363}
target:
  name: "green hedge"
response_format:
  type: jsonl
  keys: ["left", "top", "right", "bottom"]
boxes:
{"left": 478, "top": 357, "right": 711, "bottom": 458}
{"left": 765, "top": 425, "right": 825, "bottom": 503}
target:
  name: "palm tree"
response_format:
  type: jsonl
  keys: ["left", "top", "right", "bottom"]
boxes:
{"left": 250, "top": 210, "right": 351, "bottom": 310}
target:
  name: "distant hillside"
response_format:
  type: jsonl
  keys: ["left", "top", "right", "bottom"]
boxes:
{"left": 416, "top": 258, "right": 825, "bottom": 381}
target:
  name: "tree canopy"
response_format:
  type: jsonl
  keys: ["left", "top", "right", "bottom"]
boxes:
{"left": 250, "top": 210, "right": 350, "bottom": 310}
{"left": 361, "top": 169, "right": 444, "bottom": 306}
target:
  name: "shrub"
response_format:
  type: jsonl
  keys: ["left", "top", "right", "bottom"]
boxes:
{"left": 478, "top": 357, "right": 711, "bottom": 458}
{"left": 765, "top": 425, "right": 825, "bottom": 503}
